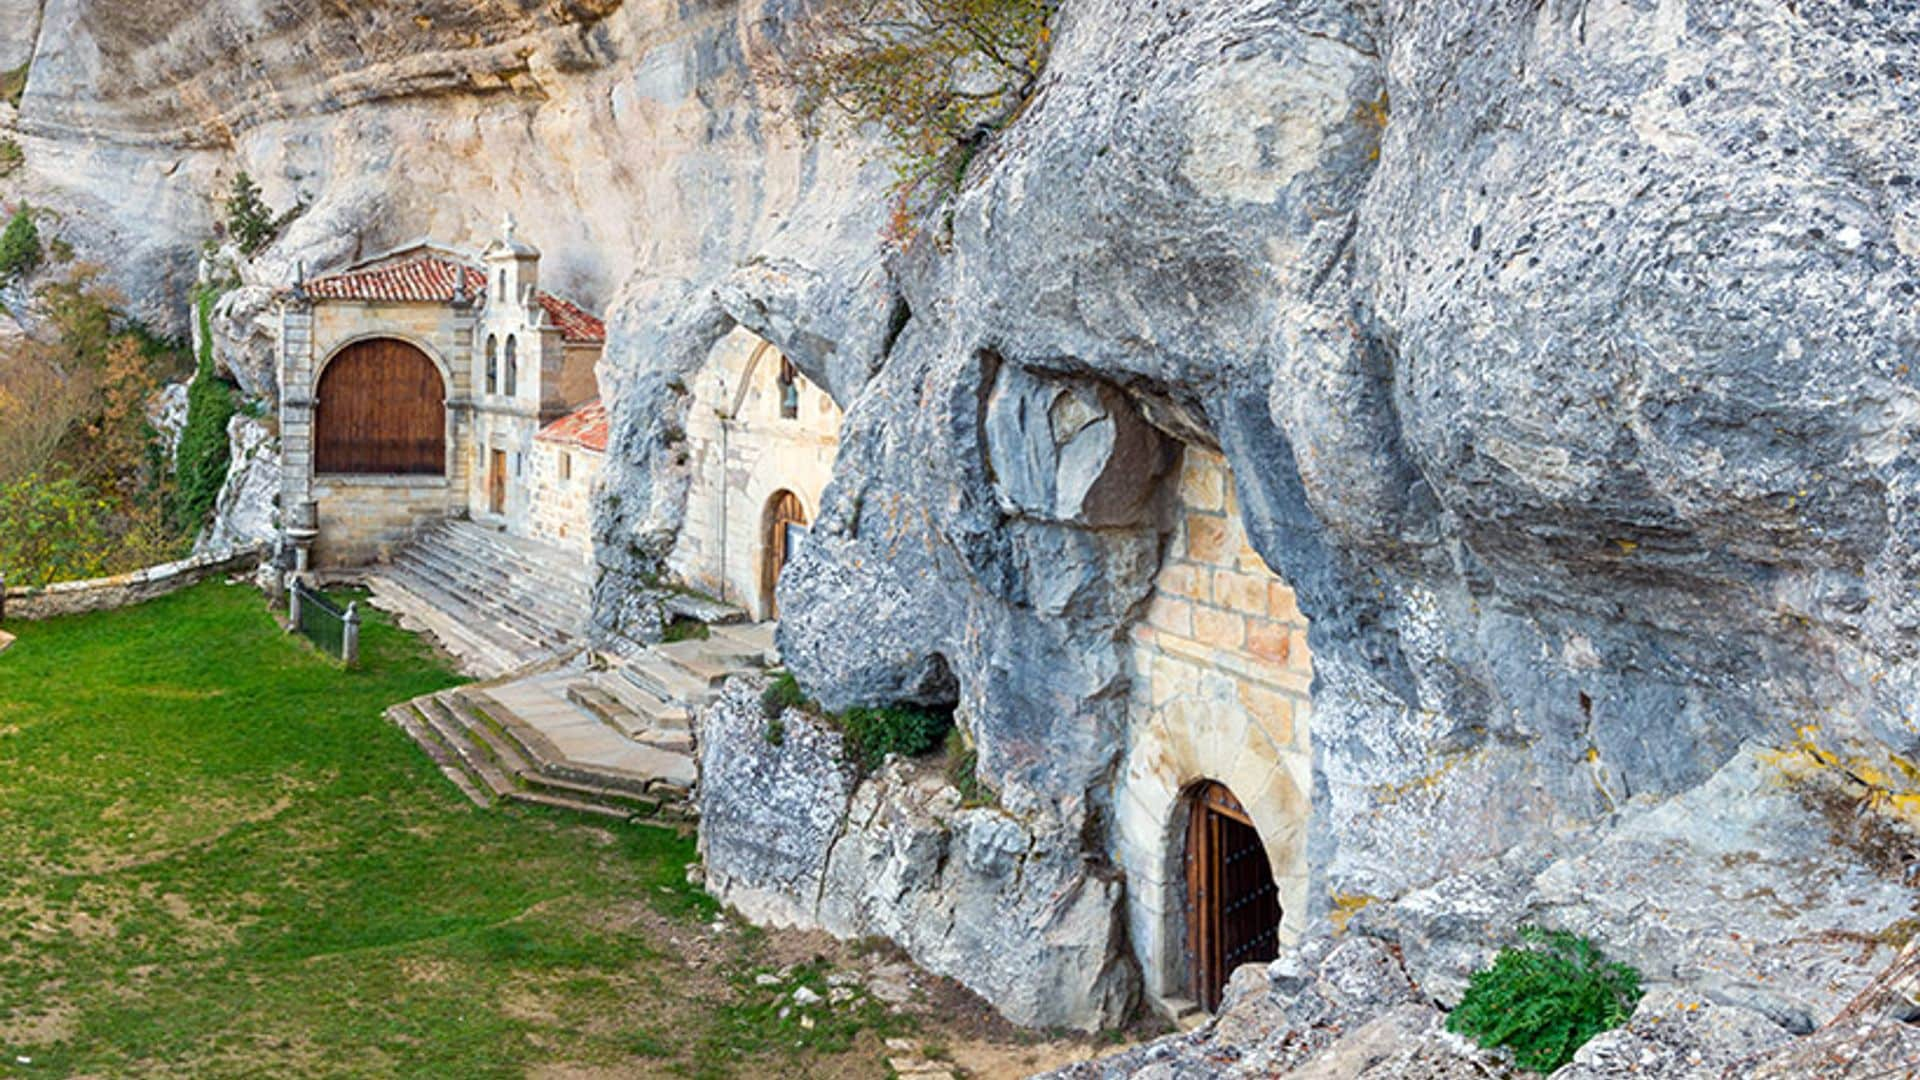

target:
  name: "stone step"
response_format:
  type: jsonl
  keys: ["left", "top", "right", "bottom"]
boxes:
{"left": 708, "top": 622, "right": 779, "bottom": 666}
{"left": 654, "top": 639, "right": 741, "bottom": 687}
{"left": 501, "top": 788, "right": 634, "bottom": 820}
{"left": 402, "top": 528, "right": 591, "bottom": 603}
{"left": 366, "top": 575, "right": 528, "bottom": 675}
{"left": 390, "top": 544, "right": 584, "bottom": 639}
{"left": 385, "top": 703, "right": 492, "bottom": 809}
{"left": 378, "top": 559, "right": 558, "bottom": 653}
{"left": 590, "top": 671, "right": 695, "bottom": 734}
{"left": 618, "top": 653, "right": 719, "bottom": 709}
{"left": 464, "top": 685, "right": 694, "bottom": 798}
{"left": 442, "top": 693, "right": 662, "bottom": 815}
{"left": 429, "top": 522, "right": 593, "bottom": 591}
{"left": 414, "top": 694, "right": 521, "bottom": 800}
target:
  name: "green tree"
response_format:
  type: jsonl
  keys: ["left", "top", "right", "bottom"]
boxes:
{"left": 0, "top": 205, "right": 41, "bottom": 280}
{"left": 224, "top": 172, "right": 277, "bottom": 255}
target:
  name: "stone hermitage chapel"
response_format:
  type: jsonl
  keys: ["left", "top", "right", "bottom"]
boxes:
{"left": 271, "top": 221, "right": 1316, "bottom": 1023}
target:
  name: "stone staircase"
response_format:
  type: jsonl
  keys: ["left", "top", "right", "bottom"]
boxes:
{"left": 386, "top": 621, "right": 779, "bottom": 822}
{"left": 364, "top": 519, "right": 592, "bottom": 677}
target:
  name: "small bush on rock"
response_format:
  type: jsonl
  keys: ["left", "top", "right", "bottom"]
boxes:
{"left": 222, "top": 172, "right": 301, "bottom": 256}
{"left": 760, "top": 0, "right": 1056, "bottom": 194}
{"left": 1446, "top": 927, "right": 1642, "bottom": 1074}
{"left": 757, "top": 670, "right": 954, "bottom": 773}
{"left": 0, "top": 206, "right": 41, "bottom": 280}
{"left": 760, "top": 670, "right": 813, "bottom": 719}
{"left": 0, "top": 138, "right": 24, "bottom": 178}
{"left": 838, "top": 703, "right": 952, "bottom": 774}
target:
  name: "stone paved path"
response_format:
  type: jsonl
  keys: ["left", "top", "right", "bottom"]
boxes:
{"left": 387, "top": 622, "right": 777, "bottom": 820}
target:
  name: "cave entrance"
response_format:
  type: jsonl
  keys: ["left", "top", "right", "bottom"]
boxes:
{"left": 1185, "top": 781, "right": 1281, "bottom": 1011}
{"left": 761, "top": 490, "right": 809, "bottom": 618}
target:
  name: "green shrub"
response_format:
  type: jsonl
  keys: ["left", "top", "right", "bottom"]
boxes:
{"left": 169, "top": 288, "right": 235, "bottom": 534}
{"left": 0, "top": 206, "right": 40, "bottom": 280}
{"left": 945, "top": 727, "right": 996, "bottom": 807}
{"left": 0, "top": 472, "right": 114, "bottom": 587}
{"left": 661, "top": 617, "right": 711, "bottom": 644}
{"left": 765, "top": 0, "right": 1055, "bottom": 191}
{"left": 0, "top": 138, "right": 23, "bottom": 178}
{"left": 1446, "top": 927, "right": 1642, "bottom": 1073}
{"left": 757, "top": 671, "right": 954, "bottom": 772}
{"left": 760, "top": 670, "right": 813, "bottom": 719}
{"left": 838, "top": 702, "right": 952, "bottom": 774}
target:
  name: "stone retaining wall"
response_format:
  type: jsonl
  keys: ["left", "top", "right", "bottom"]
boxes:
{"left": 1, "top": 544, "right": 268, "bottom": 621}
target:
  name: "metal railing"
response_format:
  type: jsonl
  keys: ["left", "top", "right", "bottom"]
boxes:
{"left": 288, "top": 575, "right": 360, "bottom": 666}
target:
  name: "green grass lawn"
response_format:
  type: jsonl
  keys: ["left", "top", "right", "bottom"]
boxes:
{"left": 0, "top": 580, "right": 907, "bottom": 1078}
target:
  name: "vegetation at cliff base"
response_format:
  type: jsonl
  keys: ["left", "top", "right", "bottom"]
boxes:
{"left": 760, "top": 670, "right": 955, "bottom": 773}
{"left": 1446, "top": 927, "right": 1643, "bottom": 1073}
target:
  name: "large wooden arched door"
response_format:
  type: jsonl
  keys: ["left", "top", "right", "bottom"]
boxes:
{"left": 314, "top": 339, "right": 446, "bottom": 475}
{"left": 762, "top": 490, "right": 809, "bottom": 618}
{"left": 1186, "top": 781, "right": 1281, "bottom": 1011}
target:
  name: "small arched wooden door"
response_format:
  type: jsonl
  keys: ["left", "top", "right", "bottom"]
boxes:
{"left": 762, "top": 490, "right": 809, "bottom": 618}
{"left": 314, "top": 338, "right": 446, "bottom": 475}
{"left": 1186, "top": 781, "right": 1281, "bottom": 1011}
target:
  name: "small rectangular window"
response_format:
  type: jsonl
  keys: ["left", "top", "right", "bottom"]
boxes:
{"left": 560, "top": 452, "right": 572, "bottom": 481}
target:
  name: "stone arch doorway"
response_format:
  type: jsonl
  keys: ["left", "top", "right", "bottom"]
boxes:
{"left": 1183, "top": 780, "right": 1282, "bottom": 1011}
{"left": 314, "top": 337, "right": 446, "bottom": 475}
{"left": 762, "top": 490, "right": 809, "bottom": 618}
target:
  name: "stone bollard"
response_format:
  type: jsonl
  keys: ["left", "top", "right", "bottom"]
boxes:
{"left": 343, "top": 602, "right": 361, "bottom": 667}
{"left": 286, "top": 573, "right": 301, "bottom": 633}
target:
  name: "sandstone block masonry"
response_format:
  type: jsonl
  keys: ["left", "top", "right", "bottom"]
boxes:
{"left": 1117, "top": 447, "right": 1314, "bottom": 1013}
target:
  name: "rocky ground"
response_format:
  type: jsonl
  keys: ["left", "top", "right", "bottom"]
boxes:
{"left": 1047, "top": 936, "right": 1920, "bottom": 1079}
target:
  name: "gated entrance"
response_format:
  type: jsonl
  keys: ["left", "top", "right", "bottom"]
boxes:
{"left": 762, "top": 490, "right": 808, "bottom": 618}
{"left": 1185, "top": 781, "right": 1282, "bottom": 1011}
{"left": 489, "top": 450, "right": 508, "bottom": 515}
{"left": 313, "top": 338, "right": 446, "bottom": 475}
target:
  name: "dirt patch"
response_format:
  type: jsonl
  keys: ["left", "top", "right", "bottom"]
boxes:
{"left": 0, "top": 1001, "right": 78, "bottom": 1045}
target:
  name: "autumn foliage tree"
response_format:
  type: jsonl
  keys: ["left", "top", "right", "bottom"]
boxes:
{"left": 0, "top": 266, "right": 194, "bottom": 583}
{"left": 761, "top": 0, "right": 1057, "bottom": 192}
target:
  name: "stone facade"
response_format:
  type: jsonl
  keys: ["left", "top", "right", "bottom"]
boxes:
{"left": 282, "top": 293, "right": 473, "bottom": 568}
{"left": 527, "top": 421, "right": 605, "bottom": 557}
{"left": 667, "top": 327, "right": 843, "bottom": 619}
{"left": 1116, "top": 447, "right": 1315, "bottom": 1014}
{"left": 276, "top": 228, "right": 604, "bottom": 569}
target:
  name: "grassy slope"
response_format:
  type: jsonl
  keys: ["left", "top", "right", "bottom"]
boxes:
{"left": 0, "top": 581, "right": 734, "bottom": 1078}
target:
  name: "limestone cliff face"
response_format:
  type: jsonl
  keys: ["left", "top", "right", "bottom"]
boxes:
{"left": 5, "top": 0, "right": 877, "bottom": 335}
{"left": 13, "top": 0, "right": 1920, "bottom": 1045}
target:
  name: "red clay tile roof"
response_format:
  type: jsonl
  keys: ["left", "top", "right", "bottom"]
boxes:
{"left": 303, "top": 252, "right": 607, "bottom": 345}
{"left": 537, "top": 294, "right": 606, "bottom": 347}
{"left": 536, "top": 399, "right": 609, "bottom": 453}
